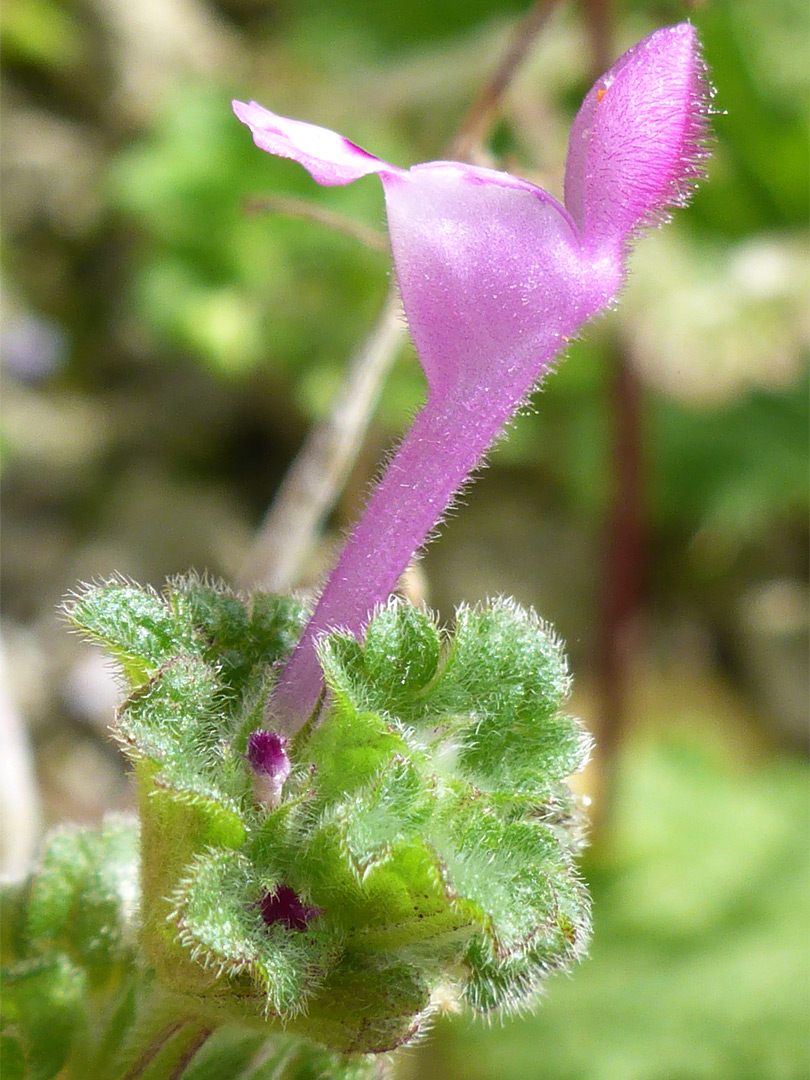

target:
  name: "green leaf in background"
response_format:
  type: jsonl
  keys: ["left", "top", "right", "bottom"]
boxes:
{"left": 0, "top": 0, "right": 84, "bottom": 69}
{"left": 0, "top": 819, "right": 140, "bottom": 1080}
{"left": 23, "top": 818, "right": 139, "bottom": 984}
{"left": 2, "top": 954, "right": 87, "bottom": 1080}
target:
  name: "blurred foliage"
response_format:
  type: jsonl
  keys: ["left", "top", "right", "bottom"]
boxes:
{"left": 1, "top": 0, "right": 808, "bottom": 1076}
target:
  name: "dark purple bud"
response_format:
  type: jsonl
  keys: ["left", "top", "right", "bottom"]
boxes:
{"left": 247, "top": 729, "right": 290, "bottom": 776}
{"left": 260, "top": 883, "right": 321, "bottom": 931}
{"left": 247, "top": 730, "right": 291, "bottom": 807}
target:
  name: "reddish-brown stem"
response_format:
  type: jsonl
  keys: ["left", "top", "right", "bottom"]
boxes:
{"left": 597, "top": 342, "right": 647, "bottom": 802}
{"left": 166, "top": 1025, "right": 215, "bottom": 1080}
{"left": 581, "top": 0, "right": 613, "bottom": 77}
{"left": 121, "top": 1020, "right": 188, "bottom": 1080}
{"left": 582, "top": 0, "right": 648, "bottom": 812}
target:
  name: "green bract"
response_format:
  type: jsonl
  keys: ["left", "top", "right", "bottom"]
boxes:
{"left": 61, "top": 577, "right": 590, "bottom": 1055}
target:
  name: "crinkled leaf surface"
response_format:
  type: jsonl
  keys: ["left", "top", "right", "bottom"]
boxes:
{"left": 65, "top": 581, "right": 591, "bottom": 1050}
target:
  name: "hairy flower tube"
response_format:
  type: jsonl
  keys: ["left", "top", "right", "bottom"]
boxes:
{"left": 234, "top": 23, "right": 710, "bottom": 730}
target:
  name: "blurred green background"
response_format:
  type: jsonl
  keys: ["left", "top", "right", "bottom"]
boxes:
{"left": 1, "top": 0, "right": 808, "bottom": 1077}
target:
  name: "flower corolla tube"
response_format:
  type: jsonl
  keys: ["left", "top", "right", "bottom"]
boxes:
{"left": 233, "top": 22, "right": 711, "bottom": 730}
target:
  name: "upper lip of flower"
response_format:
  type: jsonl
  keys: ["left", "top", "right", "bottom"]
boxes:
{"left": 410, "top": 159, "right": 581, "bottom": 230}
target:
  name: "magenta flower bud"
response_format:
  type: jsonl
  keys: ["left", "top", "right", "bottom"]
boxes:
{"left": 259, "top": 883, "right": 321, "bottom": 931}
{"left": 247, "top": 729, "right": 291, "bottom": 807}
{"left": 234, "top": 23, "right": 711, "bottom": 729}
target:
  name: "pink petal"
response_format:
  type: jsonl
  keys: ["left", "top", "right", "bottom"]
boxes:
{"left": 382, "top": 161, "right": 618, "bottom": 401}
{"left": 271, "top": 163, "right": 623, "bottom": 727}
{"left": 232, "top": 100, "right": 404, "bottom": 187}
{"left": 564, "top": 23, "right": 712, "bottom": 255}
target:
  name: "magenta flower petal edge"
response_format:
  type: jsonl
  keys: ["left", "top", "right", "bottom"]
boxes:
{"left": 233, "top": 22, "right": 712, "bottom": 731}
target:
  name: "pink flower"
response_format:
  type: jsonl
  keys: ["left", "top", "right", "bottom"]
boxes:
{"left": 233, "top": 23, "right": 711, "bottom": 730}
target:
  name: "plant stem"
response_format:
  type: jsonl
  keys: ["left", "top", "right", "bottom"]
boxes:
{"left": 242, "top": 194, "right": 389, "bottom": 252}
{"left": 596, "top": 342, "right": 646, "bottom": 829}
{"left": 0, "top": 635, "right": 41, "bottom": 876}
{"left": 581, "top": 0, "right": 613, "bottom": 77}
{"left": 266, "top": 1041, "right": 302, "bottom": 1080}
{"left": 120, "top": 1020, "right": 188, "bottom": 1080}
{"left": 580, "top": 0, "right": 647, "bottom": 829}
